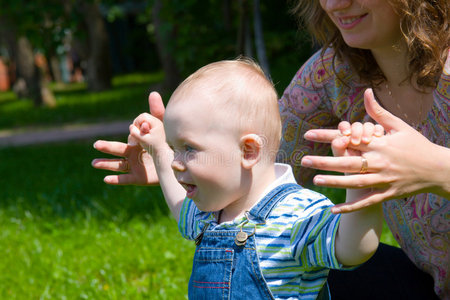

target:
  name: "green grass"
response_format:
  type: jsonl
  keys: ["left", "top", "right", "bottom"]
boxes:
{"left": 0, "top": 72, "right": 165, "bottom": 131}
{"left": 0, "top": 74, "right": 398, "bottom": 298}
{"left": 0, "top": 139, "right": 194, "bottom": 299}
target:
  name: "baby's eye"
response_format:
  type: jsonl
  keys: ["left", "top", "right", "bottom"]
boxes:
{"left": 185, "top": 144, "right": 196, "bottom": 152}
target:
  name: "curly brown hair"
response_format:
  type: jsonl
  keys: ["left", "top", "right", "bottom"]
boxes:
{"left": 291, "top": 0, "right": 449, "bottom": 89}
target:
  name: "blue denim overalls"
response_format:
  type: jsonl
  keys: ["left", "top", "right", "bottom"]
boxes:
{"left": 187, "top": 183, "right": 330, "bottom": 299}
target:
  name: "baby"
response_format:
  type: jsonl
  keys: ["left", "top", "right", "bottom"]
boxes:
{"left": 129, "top": 58, "right": 383, "bottom": 299}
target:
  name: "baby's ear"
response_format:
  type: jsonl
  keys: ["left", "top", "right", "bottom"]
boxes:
{"left": 240, "top": 134, "right": 263, "bottom": 169}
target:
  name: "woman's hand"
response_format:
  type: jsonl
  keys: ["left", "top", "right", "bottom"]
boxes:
{"left": 301, "top": 89, "right": 450, "bottom": 213}
{"left": 91, "top": 92, "right": 166, "bottom": 185}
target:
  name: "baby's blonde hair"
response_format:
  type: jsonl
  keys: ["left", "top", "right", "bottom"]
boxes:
{"left": 170, "top": 58, "right": 281, "bottom": 161}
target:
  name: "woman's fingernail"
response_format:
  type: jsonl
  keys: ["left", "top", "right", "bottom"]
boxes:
{"left": 314, "top": 177, "right": 325, "bottom": 185}
{"left": 351, "top": 138, "right": 360, "bottom": 145}
{"left": 331, "top": 207, "right": 341, "bottom": 214}
{"left": 304, "top": 132, "right": 317, "bottom": 139}
{"left": 301, "top": 158, "right": 312, "bottom": 167}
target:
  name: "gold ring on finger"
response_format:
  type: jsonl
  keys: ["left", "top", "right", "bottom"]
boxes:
{"left": 138, "top": 149, "right": 147, "bottom": 165}
{"left": 123, "top": 159, "right": 130, "bottom": 172}
{"left": 360, "top": 157, "right": 368, "bottom": 174}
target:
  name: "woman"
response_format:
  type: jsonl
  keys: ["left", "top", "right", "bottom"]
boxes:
{"left": 92, "top": 0, "right": 449, "bottom": 298}
{"left": 278, "top": 0, "right": 449, "bottom": 298}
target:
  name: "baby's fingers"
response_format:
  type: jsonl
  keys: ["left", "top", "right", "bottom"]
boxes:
{"left": 331, "top": 136, "right": 350, "bottom": 157}
{"left": 361, "top": 122, "right": 375, "bottom": 144}
{"left": 374, "top": 124, "right": 385, "bottom": 137}
{"left": 133, "top": 113, "right": 152, "bottom": 127}
{"left": 338, "top": 121, "right": 351, "bottom": 136}
{"left": 129, "top": 124, "right": 145, "bottom": 140}
{"left": 350, "top": 122, "right": 363, "bottom": 145}
{"left": 141, "top": 121, "right": 151, "bottom": 134}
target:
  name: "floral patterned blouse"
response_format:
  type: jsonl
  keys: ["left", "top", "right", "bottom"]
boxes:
{"left": 278, "top": 47, "right": 449, "bottom": 298}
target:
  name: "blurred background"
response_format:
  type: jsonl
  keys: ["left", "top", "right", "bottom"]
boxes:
{"left": 0, "top": 0, "right": 397, "bottom": 298}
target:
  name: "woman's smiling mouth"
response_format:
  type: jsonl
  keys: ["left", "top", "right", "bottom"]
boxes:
{"left": 337, "top": 13, "right": 368, "bottom": 29}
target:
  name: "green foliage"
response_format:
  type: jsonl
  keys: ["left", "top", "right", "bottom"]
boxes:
{"left": 140, "top": 0, "right": 310, "bottom": 81}
{"left": 0, "top": 0, "right": 76, "bottom": 54}
{"left": 0, "top": 72, "right": 164, "bottom": 130}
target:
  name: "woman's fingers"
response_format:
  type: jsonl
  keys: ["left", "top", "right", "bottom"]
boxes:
{"left": 148, "top": 91, "right": 165, "bottom": 121}
{"left": 103, "top": 174, "right": 137, "bottom": 185}
{"left": 91, "top": 158, "right": 129, "bottom": 172}
{"left": 331, "top": 189, "right": 393, "bottom": 214}
{"left": 93, "top": 140, "right": 130, "bottom": 157}
{"left": 312, "top": 173, "right": 382, "bottom": 188}
{"left": 301, "top": 155, "right": 374, "bottom": 174}
{"left": 364, "top": 88, "right": 407, "bottom": 132}
{"left": 304, "top": 129, "right": 341, "bottom": 143}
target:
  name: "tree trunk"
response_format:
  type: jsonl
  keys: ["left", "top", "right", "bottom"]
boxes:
{"left": 237, "top": 0, "right": 253, "bottom": 57}
{"left": 152, "top": 0, "right": 181, "bottom": 91}
{"left": 47, "top": 53, "right": 62, "bottom": 83}
{"left": 222, "top": 0, "right": 232, "bottom": 32}
{"left": 79, "top": 0, "right": 112, "bottom": 92}
{"left": 15, "top": 36, "right": 56, "bottom": 107}
{"left": 253, "top": 0, "right": 270, "bottom": 78}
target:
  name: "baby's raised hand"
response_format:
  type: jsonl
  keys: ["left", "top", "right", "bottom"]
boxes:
{"left": 331, "top": 121, "right": 385, "bottom": 159}
{"left": 339, "top": 121, "right": 384, "bottom": 145}
{"left": 129, "top": 113, "right": 168, "bottom": 158}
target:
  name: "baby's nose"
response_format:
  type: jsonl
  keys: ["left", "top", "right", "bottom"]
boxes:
{"left": 171, "top": 159, "right": 186, "bottom": 172}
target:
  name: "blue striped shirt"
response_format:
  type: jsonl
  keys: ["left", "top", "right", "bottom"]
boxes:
{"left": 178, "top": 164, "right": 344, "bottom": 299}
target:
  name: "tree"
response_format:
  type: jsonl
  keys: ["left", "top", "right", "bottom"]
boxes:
{"left": 152, "top": 0, "right": 181, "bottom": 91}
{"left": 76, "top": 0, "right": 112, "bottom": 91}
{"left": 0, "top": 15, "right": 56, "bottom": 107}
{"left": 16, "top": 36, "right": 56, "bottom": 107}
{"left": 0, "top": 1, "right": 67, "bottom": 106}
{"left": 237, "top": 0, "right": 270, "bottom": 77}
{"left": 253, "top": 0, "right": 270, "bottom": 78}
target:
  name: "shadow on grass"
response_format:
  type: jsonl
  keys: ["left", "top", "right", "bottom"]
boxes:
{"left": 0, "top": 72, "right": 167, "bottom": 131}
{"left": 0, "top": 137, "right": 169, "bottom": 223}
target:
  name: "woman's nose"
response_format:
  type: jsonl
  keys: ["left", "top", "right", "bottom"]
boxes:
{"left": 321, "top": 0, "right": 352, "bottom": 11}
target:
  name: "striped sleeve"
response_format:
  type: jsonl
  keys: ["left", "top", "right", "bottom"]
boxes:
{"left": 177, "top": 198, "right": 199, "bottom": 240}
{"left": 290, "top": 199, "right": 341, "bottom": 269}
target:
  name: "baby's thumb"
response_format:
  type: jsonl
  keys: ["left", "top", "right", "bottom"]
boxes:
{"left": 364, "top": 88, "right": 406, "bottom": 133}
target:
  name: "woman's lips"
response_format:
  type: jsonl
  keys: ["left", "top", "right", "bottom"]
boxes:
{"left": 337, "top": 13, "right": 368, "bottom": 29}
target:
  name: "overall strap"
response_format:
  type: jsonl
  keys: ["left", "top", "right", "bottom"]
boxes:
{"left": 248, "top": 183, "right": 301, "bottom": 223}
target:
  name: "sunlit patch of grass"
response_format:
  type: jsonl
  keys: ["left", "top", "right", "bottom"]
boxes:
{"left": 0, "top": 140, "right": 194, "bottom": 299}
{"left": 0, "top": 72, "right": 166, "bottom": 131}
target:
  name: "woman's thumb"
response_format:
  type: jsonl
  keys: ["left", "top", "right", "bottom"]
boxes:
{"left": 148, "top": 91, "right": 165, "bottom": 121}
{"left": 364, "top": 88, "right": 406, "bottom": 132}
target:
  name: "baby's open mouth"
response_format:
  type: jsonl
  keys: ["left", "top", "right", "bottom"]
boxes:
{"left": 181, "top": 182, "right": 198, "bottom": 198}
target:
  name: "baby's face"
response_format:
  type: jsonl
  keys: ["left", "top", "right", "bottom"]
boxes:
{"left": 164, "top": 96, "right": 249, "bottom": 213}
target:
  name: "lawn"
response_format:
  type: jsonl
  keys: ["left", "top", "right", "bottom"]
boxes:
{"left": 0, "top": 140, "right": 194, "bottom": 299}
{"left": 0, "top": 74, "right": 398, "bottom": 299}
{"left": 0, "top": 72, "right": 165, "bottom": 131}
